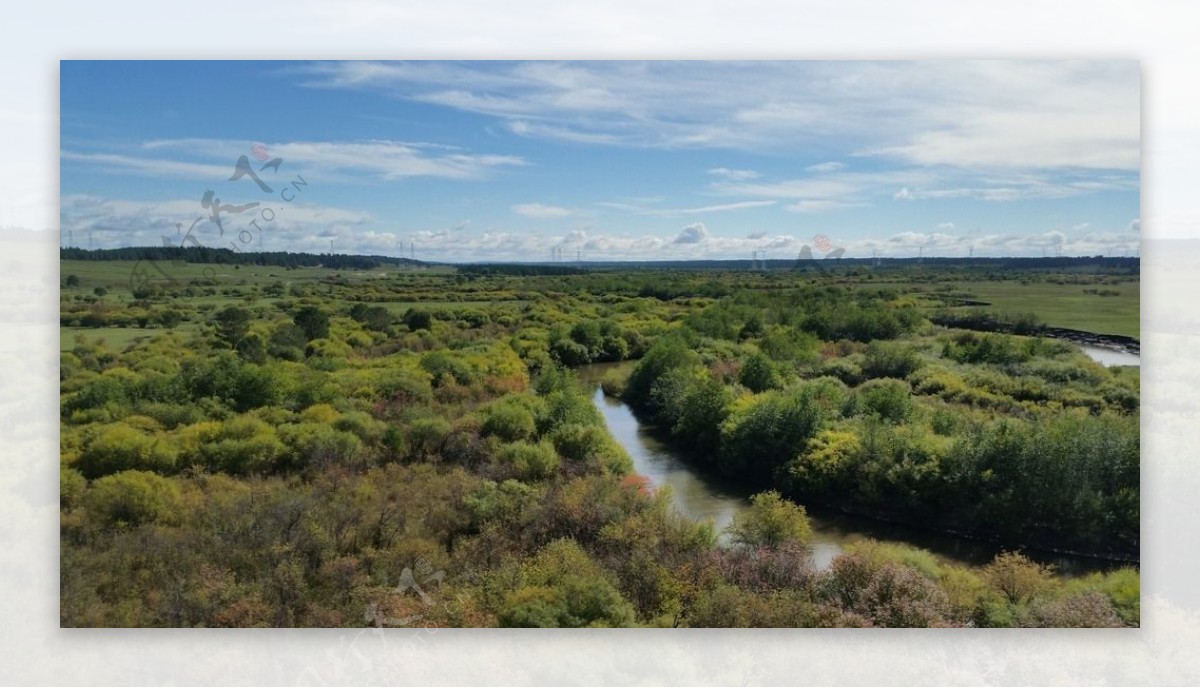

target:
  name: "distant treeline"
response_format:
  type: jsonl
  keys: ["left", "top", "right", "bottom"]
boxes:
{"left": 459, "top": 264, "right": 588, "bottom": 276}
{"left": 581, "top": 256, "right": 1140, "bottom": 272}
{"left": 61, "top": 246, "right": 1138, "bottom": 274}
{"left": 60, "top": 246, "right": 431, "bottom": 271}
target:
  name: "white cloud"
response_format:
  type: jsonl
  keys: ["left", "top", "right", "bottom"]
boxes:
{"left": 746, "top": 231, "right": 767, "bottom": 240}
{"left": 598, "top": 199, "right": 775, "bottom": 217}
{"left": 60, "top": 194, "right": 377, "bottom": 254}
{"left": 708, "top": 167, "right": 760, "bottom": 181}
{"left": 784, "top": 200, "right": 862, "bottom": 213}
{"left": 937, "top": 222, "right": 956, "bottom": 230}
{"left": 299, "top": 61, "right": 1139, "bottom": 172}
{"left": 1129, "top": 218, "right": 1141, "bottom": 232}
{"left": 75, "top": 138, "right": 527, "bottom": 183}
{"left": 512, "top": 203, "right": 573, "bottom": 219}
{"left": 806, "top": 161, "right": 846, "bottom": 173}
{"left": 560, "top": 228, "right": 589, "bottom": 244}
{"left": 894, "top": 187, "right": 913, "bottom": 201}
{"left": 673, "top": 222, "right": 709, "bottom": 244}
{"left": 60, "top": 152, "right": 232, "bottom": 180}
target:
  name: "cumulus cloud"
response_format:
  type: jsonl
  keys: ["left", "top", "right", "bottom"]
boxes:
{"left": 894, "top": 187, "right": 913, "bottom": 201}
{"left": 512, "top": 203, "right": 573, "bottom": 219}
{"left": 59, "top": 193, "right": 377, "bottom": 254}
{"left": 746, "top": 231, "right": 767, "bottom": 240}
{"left": 937, "top": 222, "right": 956, "bottom": 230}
{"left": 1129, "top": 218, "right": 1141, "bottom": 232}
{"left": 673, "top": 222, "right": 709, "bottom": 244}
{"left": 560, "top": 228, "right": 588, "bottom": 244}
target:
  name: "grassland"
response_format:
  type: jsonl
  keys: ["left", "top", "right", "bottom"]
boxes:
{"left": 864, "top": 278, "right": 1140, "bottom": 339}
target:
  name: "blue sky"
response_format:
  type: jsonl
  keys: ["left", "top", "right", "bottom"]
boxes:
{"left": 60, "top": 60, "right": 1141, "bottom": 261}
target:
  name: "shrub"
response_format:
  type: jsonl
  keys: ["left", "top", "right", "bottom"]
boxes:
{"left": 729, "top": 491, "right": 812, "bottom": 548}
{"left": 498, "top": 440, "right": 561, "bottom": 481}
{"left": 84, "top": 470, "right": 182, "bottom": 527}
{"left": 76, "top": 423, "right": 177, "bottom": 479}
{"left": 481, "top": 398, "right": 539, "bottom": 443}
{"left": 849, "top": 378, "right": 914, "bottom": 424}
{"left": 738, "top": 352, "right": 783, "bottom": 393}
{"left": 862, "top": 341, "right": 923, "bottom": 380}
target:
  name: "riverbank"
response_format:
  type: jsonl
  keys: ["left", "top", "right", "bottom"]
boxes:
{"left": 580, "top": 364, "right": 1133, "bottom": 576}
{"left": 1042, "top": 326, "right": 1140, "bottom": 355}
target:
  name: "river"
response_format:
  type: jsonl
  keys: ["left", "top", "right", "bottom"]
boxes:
{"left": 578, "top": 362, "right": 1128, "bottom": 577}
{"left": 1078, "top": 344, "right": 1140, "bottom": 367}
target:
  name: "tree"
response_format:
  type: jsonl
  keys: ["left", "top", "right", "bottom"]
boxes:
{"left": 403, "top": 308, "right": 433, "bottom": 332}
{"left": 293, "top": 306, "right": 330, "bottom": 341}
{"left": 729, "top": 491, "right": 812, "bottom": 548}
{"left": 982, "top": 551, "right": 1055, "bottom": 605}
{"left": 718, "top": 388, "right": 823, "bottom": 482}
{"left": 268, "top": 322, "right": 307, "bottom": 361}
{"left": 235, "top": 333, "right": 267, "bottom": 364}
{"left": 851, "top": 378, "right": 914, "bottom": 424}
{"left": 214, "top": 306, "right": 251, "bottom": 348}
{"left": 738, "top": 351, "right": 782, "bottom": 393}
{"left": 65, "top": 274, "right": 80, "bottom": 288}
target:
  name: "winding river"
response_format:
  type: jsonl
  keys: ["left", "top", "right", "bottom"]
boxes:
{"left": 579, "top": 354, "right": 1134, "bottom": 577}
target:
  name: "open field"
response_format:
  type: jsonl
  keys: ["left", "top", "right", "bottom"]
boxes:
{"left": 939, "top": 280, "right": 1139, "bottom": 338}
{"left": 862, "top": 277, "right": 1140, "bottom": 339}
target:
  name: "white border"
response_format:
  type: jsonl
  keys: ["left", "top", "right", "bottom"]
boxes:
{"left": 3, "top": 1, "right": 1197, "bottom": 684}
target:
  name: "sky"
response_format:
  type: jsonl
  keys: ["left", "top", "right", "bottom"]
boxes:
{"left": 59, "top": 60, "right": 1141, "bottom": 262}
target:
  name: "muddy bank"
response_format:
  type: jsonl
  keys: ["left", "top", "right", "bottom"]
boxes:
{"left": 1041, "top": 327, "right": 1140, "bottom": 355}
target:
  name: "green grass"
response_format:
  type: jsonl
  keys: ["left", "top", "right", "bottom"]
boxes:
{"left": 60, "top": 323, "right": 202, "bottom": 352}
{"left": 861, "top": 278, "right": 1140, "bottom": 338}
{"left": 948, "top": 280, "right": 1139, "bottom": 338}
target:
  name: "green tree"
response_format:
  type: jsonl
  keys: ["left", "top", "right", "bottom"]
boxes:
{"left": 293, "top": 306, "right": 330, "bottom": 341}
{"left": 738, "top": 351, "right": 782, "bottom": 393}
{"left": 719, "top": 388, "right": 823, "bottom": 482}
{"left": 729, "top": 491, "right": 812, "bottom": 548}
{"left": 404, "top": 308, "right": 433, "bottom": 332}
{"left": 268, "top": 322, "right": 307, "bottom": 361}
{"left": 214, "top": 306, "right": 252, "bottom": 348}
